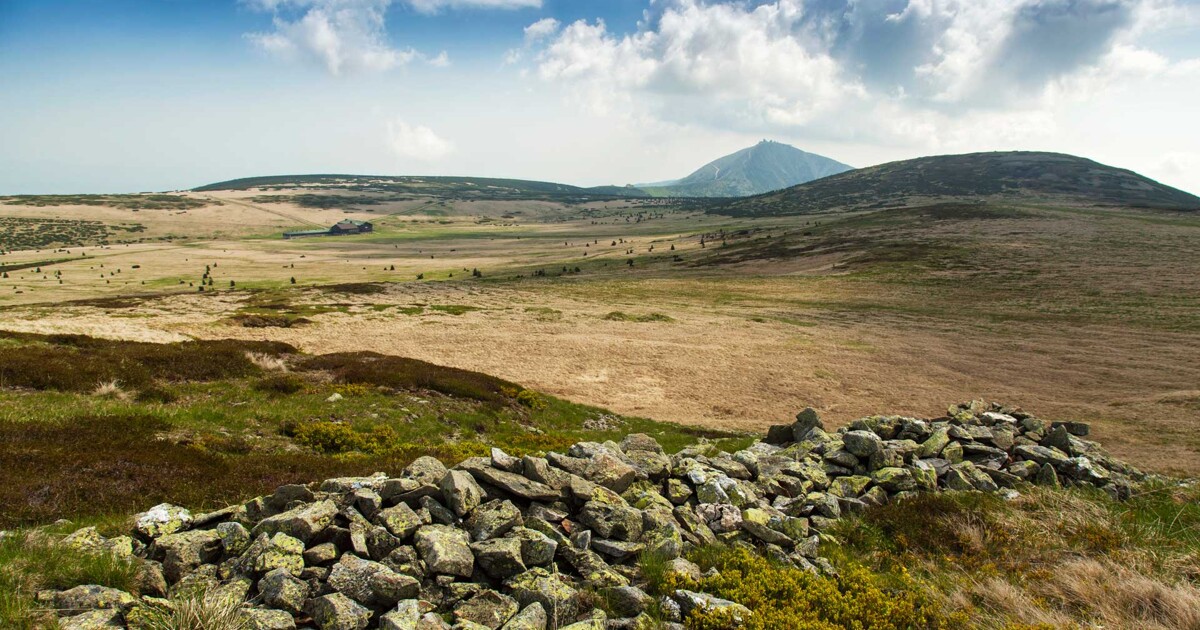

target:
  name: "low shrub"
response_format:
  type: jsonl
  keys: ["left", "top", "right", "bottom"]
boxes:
{"left": 682, "top": 546, "right": 962, "bottom": 630}
{"left": 292, "top": 421, "right": 368, "bottom": 454}
{"left": 253, "top": 373, "right": 307, "bottom": 395}
{"left": 515, "top": 389, "right": 546, "bottom": 411}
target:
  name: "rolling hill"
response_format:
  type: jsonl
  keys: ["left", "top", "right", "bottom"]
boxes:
{"left": 706, "top": 151, "right": 1200, "bottom": 216}
{"left": 193, "top": 174, "right": 647, "bottom": 202}
{"left": 642, "top": 140, "right": 853, "bottom": 197}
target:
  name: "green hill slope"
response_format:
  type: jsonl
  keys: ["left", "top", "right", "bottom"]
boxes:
{"left": 707, "top": 151, "right": 1200, "bottom": 216}
{"left": 193, "top": 174, "right": 647, "bottom": 201}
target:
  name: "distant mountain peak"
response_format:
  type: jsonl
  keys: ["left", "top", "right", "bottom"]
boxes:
{"left": 642, "top": 141, "right": 852, "bottom": 198}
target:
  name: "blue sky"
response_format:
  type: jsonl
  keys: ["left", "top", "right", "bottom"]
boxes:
{"left": 2, "top": 0, "right": 1199, "bottom": 194}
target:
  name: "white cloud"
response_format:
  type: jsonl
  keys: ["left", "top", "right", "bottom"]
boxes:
{"left": 527, "top": 0, "right": 1195, "bottom": 152}
{"left": 523, "top": 17, "right": 560, "bottom": 41}
{"left": 246, "top": 0, "right": 413, "bottom": 75}
{"left": 409, "top": 0, "right": 540, "bottom": 14}
{"left": 245, "top": 0, "right": 526, "bottom": 75}
{"left": 386, "top": 118, "right": 455, "bottom": 161}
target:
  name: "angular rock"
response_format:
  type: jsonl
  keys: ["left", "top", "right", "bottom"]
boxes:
{"left": 380, "top": 600, "right": 422, "bottom": 630}
{"left": 441, "top": 470, "right": 485, "bottom": 518}
{"left": 254, "top": 499, "right": 337, "bottom": 544}
{"left": 53, "top": 585, "right": 136, "bottom": 616}
{"left": 672, "top": 590, "right": 751, "bottom": 625}
{"left": 499, "top": 603, "right": 547, "bottom": 630}
{"left": 465, "top": 500, "right": 523, "bottom": 542}
{"left": 455, "top": 590, "right": 519, "bottom": 629}
{"left": 459, "top": 461, "right": 560, "bottom": 503}
{"left": 307, "top": 592, "right": 371, "bottom": 630}
{"left": 244, "top": 607, "right": 297, "bottom": 630}
{"left": 470, "top": 537, "right": 528, "bottom": 580}
{"left": 506, "top": 569, "right": 579, "bottom": 628}
{"left": 258, "top": 567, "right": 308, "bottom": 615}
{"left": 134, "top": 503, "right": 193, "bottom": 540}
{"left": 415, "top": 525, "right": 475, "bottom": 578}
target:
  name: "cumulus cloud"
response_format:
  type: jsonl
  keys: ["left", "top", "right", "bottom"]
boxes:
{"left": 524, "top": 17, "right": 560, "bottom": 41}
{"left": 527, "top": 0, "right": 1194, "bottom": 149}
{"left": 246, "top": 0, "right": 412, "bottom": 75}
{"left": 386, "top": 118, "right": 455, "bottom": 161}
{"left": 245, "top": 0, "right": 533, "bottom": 74}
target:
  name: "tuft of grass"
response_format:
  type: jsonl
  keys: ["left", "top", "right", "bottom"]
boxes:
{"left": 91, "top": 380, "right": 128, "bottom": 400}
{"left": 134, "top": 587, "right": 251, "bottom": 630}
{"left": 0, "top": 530, "right": 142, "bottom": 629}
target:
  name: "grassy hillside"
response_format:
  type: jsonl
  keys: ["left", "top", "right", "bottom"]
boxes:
{"left": 706, "top": 151, "right": 1200, "bottom": 216}
{"left": 0, "top": 331, "right": 746, "bottom": 529}
{"left": 193, "top": 174, "right": 648, "bottom": 202}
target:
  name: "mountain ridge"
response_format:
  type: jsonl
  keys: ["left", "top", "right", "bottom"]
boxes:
{"left": 705, "top": 150, "right": 1200, "bottom": 216}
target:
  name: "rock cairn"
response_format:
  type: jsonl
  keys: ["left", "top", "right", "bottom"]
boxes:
{"left": 45, "top": 401, "right": 1144, "bottom": 630}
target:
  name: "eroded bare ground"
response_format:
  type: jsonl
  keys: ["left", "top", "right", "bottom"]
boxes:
{"left": 2, "top": 274, "right": 1197, "bottom": 475}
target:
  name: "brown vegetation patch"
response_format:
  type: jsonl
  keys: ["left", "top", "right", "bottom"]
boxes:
{"left": 0, "top": 414, "right": 401, "bottom": 528}
{"left": 0, "top": 332, "right": 295, "bottom": 392}
{"left": 296, "top": 351, "right": 519, "bottom": 405}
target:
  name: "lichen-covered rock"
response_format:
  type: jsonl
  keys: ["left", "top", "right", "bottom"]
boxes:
{"left": 465, "top": 500, "right": 522, "bottom": 542}
{"left": 507, "top": 569, "right": 579, "bottom": 627}
{"left": 53, "top": 585, "right": 136, "bottom": 616}
{"left": 672, "top": 590, "right": 751, "bottom": 625}
{"left": 58, "top": 608, "right": 123, "bottom": 629}
{"left": 455, "top": 590, "right": 519, "bottom": 629}
{"left": 258, "top": 567, "right": 308, "bottom": 615}
{"left": 499, "top": 602, "right": 547, "bottom": 630}
{"left": 380, "top": 600, "right": 422, "bottom": 630}
{"left": 471, "top": 537, "right": 527, "bottom": 580}
{"left": 155, "top": 529, "right": 221, "bottom": 583}
{"left": 234, "top": 532, "right": 305, "bottom": 577}
{"left": 244, "top": 607, "right": 297, "bottom": 630}
{"left": 308, "top": 592, "right": 371, "bottom": 630}
{"left": 508, "top": 527, "right": 557, "bottom": 567}
{"left": 415, "top": 525, "right": 475, "bottom": 577}
{"left": 253, "top": 499, "right": 337, "bottom": 544}
{"left": 842, "top": 431, "right": 883, "bottom": 458}
{"left": 578, "top": 500, "right": 643, "bottom": 542}
{"left": 441, "top": 470, "right": 485, "bottom": 518}
{"left": 377, "top": 502, "right": 424, "bottom": 540}
{"left": 134, "top": 503, "right": 193, "bottom": 540}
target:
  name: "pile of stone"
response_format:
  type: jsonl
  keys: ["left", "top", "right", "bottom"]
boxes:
{"left": 45, "top": 401, "right": 1143, "bottom": 630}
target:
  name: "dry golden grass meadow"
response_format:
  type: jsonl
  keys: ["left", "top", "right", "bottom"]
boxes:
{"left": 3, "top": 190, "right": 1199, "bottom": 475}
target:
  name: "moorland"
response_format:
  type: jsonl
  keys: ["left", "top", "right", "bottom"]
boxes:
{"left": 2, "top": 151, "right": 1199, "bottom": 629}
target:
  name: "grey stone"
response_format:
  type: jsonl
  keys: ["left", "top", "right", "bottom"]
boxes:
{"left": 415, "top": 525, "right": 475, "bottom": 578}
{"left": 307, "top": 592, "right": 371, "bottom": 630}
{"left": 441, "top": 470, "right": 485, "bottom": 518}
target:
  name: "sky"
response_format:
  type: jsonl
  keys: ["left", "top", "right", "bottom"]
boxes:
{"left": 1, "top": 0, "right": 1198, "bottom": 194}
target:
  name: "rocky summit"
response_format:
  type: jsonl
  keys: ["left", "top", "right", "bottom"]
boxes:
{"left": 42, "top": 401, "right": 1144, "bottom": 630}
